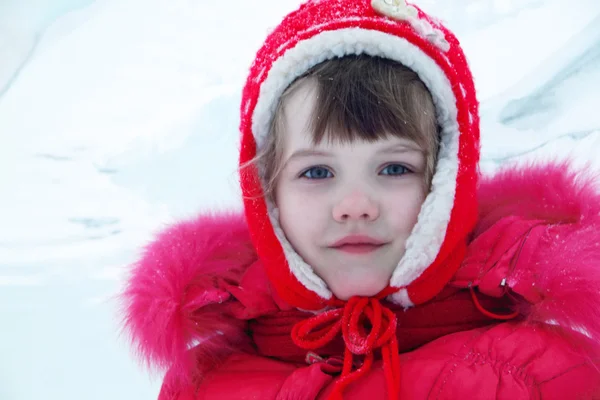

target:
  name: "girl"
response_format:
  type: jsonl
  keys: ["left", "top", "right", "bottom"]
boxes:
{"left": 122, "top": 0, "right": 600, "bottom": 398}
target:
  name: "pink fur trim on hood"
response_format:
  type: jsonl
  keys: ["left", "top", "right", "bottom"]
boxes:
{"left": 120, "top": 213, "right": 258, "bottom": 386}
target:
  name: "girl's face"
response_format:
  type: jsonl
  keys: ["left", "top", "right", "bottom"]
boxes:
{"left": 274, "top": 81, "right": 428, "bottom": 300}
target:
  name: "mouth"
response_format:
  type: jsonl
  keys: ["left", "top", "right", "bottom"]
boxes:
{"left": 333, "top": 243, "right": 386, "bottom": 254}
{"left": 330, "top": 235, "right": 388, "bottom": 254}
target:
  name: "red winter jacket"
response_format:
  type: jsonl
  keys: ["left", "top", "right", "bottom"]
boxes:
{"left": 122, "top": 163, "right": 600, "bottom": 399}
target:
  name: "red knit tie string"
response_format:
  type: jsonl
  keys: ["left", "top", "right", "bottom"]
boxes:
{"left": 469, "top": 285, "right": 520, "bottom": 321}
{"left": 292, "top": 297, "right": 400, "bottom": 400}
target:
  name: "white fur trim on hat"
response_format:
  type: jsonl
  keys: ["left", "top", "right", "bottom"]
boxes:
{"left": 390, "top": 288, "right": 414, "bottom": 308}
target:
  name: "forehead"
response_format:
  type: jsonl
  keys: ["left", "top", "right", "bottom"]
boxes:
{"left": 280, "top": 80, "right": 318, "bottom": 153}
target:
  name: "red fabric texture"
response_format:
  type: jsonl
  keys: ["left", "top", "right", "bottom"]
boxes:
{"left": 122, "top": 162, "right": 600, "bottom": 399}
{"left": 239, "top": 0, "right": 480, "bottom": 311}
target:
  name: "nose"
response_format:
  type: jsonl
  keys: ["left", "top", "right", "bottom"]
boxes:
{"left": 332, "top": 191, "right": 380, "bottom": 222}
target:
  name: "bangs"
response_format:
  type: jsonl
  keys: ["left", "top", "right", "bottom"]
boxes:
{"left": 306, "top": 55, "right": 437, "bottom": 153}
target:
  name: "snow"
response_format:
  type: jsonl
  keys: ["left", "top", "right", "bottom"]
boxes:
{"left": 1, "top": 0, "right": 599, "bottom": 399}
{"left": 461, "top": 0, "right": 600, "bottom": 102}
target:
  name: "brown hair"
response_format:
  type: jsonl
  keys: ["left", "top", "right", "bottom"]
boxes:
{"left": 248, "top": 55, "right": 439, "bottom": 198}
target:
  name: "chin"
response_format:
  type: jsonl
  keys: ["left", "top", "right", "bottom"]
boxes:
{"left": 330, "top": 278, "right": 389, "bottom": 300}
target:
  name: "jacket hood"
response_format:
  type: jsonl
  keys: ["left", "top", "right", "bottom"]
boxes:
{"left": 121, "top": 162, "right": 600, "bottom": 387}
{"left": 238, "top": 0, "right": 481, "bottom": 311}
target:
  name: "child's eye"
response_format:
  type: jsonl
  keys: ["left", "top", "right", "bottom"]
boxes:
{"left": 380, "top": 164, "right": 411, "bottom": 176}
{"left": 300, "top": 166, "right": 333, "bottom": 179}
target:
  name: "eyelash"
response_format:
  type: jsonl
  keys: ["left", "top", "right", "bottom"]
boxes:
{"left": 299, "top": 164, "right": 413, "bottom": 180}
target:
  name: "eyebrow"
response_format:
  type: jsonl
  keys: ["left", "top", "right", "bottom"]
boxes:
{"left": 287, "top": 149, "right": 333, "bottom": 161}
{"left": 379, "top": 143, "right": 424, "bottom": 154}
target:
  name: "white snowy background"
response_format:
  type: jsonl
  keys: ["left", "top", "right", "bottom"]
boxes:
{"left": 1, "top": 0, "right": 599, "bottom": 399}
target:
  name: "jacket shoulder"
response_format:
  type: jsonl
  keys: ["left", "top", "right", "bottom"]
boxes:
{"left": 457, "top": 161, "right": 600, "bottom": 361}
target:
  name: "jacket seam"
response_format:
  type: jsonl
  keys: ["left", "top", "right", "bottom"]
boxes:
{"left": 429, "top": 329, "right": 484, "bottom": 400}
{"left": 537, "top": 362, "right": 592, "bottom": 385}
{"left": 433, "top": 351, "right": 537, "bottom": 399}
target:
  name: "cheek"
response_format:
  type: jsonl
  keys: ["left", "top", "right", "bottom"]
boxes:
{"left": 384, "top": 184, "right": 426, "bottom": 230}
{"left": 276, "top": 183, "right": 326, "bottom": 243}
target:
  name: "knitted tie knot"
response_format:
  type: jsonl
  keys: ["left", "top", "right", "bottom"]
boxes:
{"left": 292, "top": 296, "right": 401, "bottom": 400}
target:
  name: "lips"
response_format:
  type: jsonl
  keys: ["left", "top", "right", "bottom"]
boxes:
{"left": 330, "top": 235, "right": 388, "bottom": 254}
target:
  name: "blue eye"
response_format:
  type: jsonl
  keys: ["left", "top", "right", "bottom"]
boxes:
{"left": 380, "top": 164, "right": 411, "bottom": 176}
{"left": 301, "top": 166, "right": 333, "bottom": 179}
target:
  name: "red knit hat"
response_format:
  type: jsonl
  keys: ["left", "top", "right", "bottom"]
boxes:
{"left": 239, "top": 0, "right": 480, "bottom": 311}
